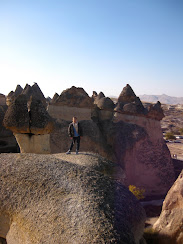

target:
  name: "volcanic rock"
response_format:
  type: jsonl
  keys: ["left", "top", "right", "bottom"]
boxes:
{"left": 6, "top": 91, "right": 15, "bottom": 106}
{"left": 14, "top": 85, "right": 23, "bottom": 97}
{"left": 0, "top": 153, "right": 146, "bottom": 244}
{"left": 153, "top": 170, "right": 183, "bottom": 244}
{"left": 0, "top": 94, "right": 6, "bottom": 106}
{"left": 3, "top": 94, "right": 30, "bottom": 133}
{"left": 55, "top": 86, "right": 92, "bottom": 108}
{"left": 51, "top": 93, "right": 59, "bottom": 104}
{"left": 118, "top": 84, "right": 137, "bottom": 103}
{"left": 48, "top": 86, "right": 92, "bottom": 121}
{"left": 147, "top": 101, "right": 165, "bottom": 121}
{"left": 29, "top": 97, "right": 54, "bottom": 135}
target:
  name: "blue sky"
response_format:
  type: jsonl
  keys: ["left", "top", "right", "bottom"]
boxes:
{"left": 0, "top": 0, "right": 183, "bottom": 98}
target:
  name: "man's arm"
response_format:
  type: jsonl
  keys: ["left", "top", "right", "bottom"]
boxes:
{"left": 68, "top": 123, "right": 72, "bottom": 137}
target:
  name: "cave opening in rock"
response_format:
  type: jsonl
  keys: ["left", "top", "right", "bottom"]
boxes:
{"left": 0, "top": 237, "right": 7, "bottom": 244}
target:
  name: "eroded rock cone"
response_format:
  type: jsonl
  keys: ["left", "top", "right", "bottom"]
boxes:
{"left": 51, "top": 93, "right": 59, "bottom": 104}
{"left": 118, "top": 84, "right": 136, "bottom": 103}
{"left": 3, "top": 94, "right": 30, "bottom": 133}
{"left": 56, "top": 86, "right": 92, "bottom": 108}
{"left": 97, "top": 97, "right": 114, "bottom": 110}
{"left": 14, "top": 85, "right": 23, "bottom": 97}
{"left": 147, "top": 101, "right": 164, "bottom": 121}
{"left": 29, "top": 97, "right": 54, "bottom": 134}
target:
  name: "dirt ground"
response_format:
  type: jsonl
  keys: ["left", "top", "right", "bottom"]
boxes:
{"left": 167, "top": 142, "right": 183, "bottom": 160}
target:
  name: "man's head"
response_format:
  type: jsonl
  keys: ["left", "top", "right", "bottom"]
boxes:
{"left": 72, "top": 117, "right": 77, "bottom": 123}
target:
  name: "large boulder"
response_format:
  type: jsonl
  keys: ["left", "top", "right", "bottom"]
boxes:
{"left": 0, "top": 153, "right": 146, "bottom": 244}
{"left": 153, "top": 170, "right": 183, "bottom": 244}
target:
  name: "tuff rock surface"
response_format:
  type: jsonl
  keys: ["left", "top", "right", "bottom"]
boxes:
{"left": 153, "top": 170, "right": 183, "bottom": 244}
{"left": 55, "top": 86, "right": 92, "bottom": 108}
{"left": 0, "top": 153, "right": 146, "bottom": 244}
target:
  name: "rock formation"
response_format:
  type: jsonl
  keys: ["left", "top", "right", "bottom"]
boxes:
{"left": 0, "top": 94, "right": 6, "bottom": 106}
{"left": 3, "top": 95, "right": 54, "bottom": 154}
{"left": 6, "top": 83, "right": 46, "bottom": 107}
{"left": 2, "top": 83, "right": 175, "bottom": 196}
{"left": 153, "top": 170, "right": 183, "bottom": 244}
{"left": 48, "top": 86, "right": 93, "bottom": 121}
{"left": 0, "top": 104, "right": 19, "bottom": 153}
{"left": 0, "top": 153, "right": 146, "bottom": 244}
{"left": 51, "top": 92, "right": 59, "bottom": 104}
{"left": 50, "top": 84, "right": 174, "bottom": 196}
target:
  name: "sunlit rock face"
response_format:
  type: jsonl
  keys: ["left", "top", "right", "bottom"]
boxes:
{"left": 0, "top": 153, "right": 146, "bottom": 244}
{"left": 153, "top": 170, "right": 183, "bottom": 244}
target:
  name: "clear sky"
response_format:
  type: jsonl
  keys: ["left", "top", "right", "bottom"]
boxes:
{"left": 0, "top": 0, "right": 183, "bottom": 98}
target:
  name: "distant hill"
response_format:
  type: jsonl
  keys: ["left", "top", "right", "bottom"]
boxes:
{"left": 139, "top": 94, "right": 183, "bottom": 105}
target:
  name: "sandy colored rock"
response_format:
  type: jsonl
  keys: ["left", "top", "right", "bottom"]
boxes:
{"left": 153, "top": 170, "right": 183, "bottom": 244}
{"left": 0, "top": 153, "right": 146, "bottom": 244}
{"left": 14, "top": 133, "right": 51, "bottom": 153}
{"left": 48, "top": 105, "right": 91, "bottom": 121}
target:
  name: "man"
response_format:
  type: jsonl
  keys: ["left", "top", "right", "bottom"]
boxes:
{"left": 66, "top": 117, "right": 83, "bottom": 155}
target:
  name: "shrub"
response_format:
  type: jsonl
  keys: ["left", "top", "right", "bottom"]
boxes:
{"left": 179, "top": 128, "right": 183, "bottom": 135}
{"left": 129, "top": 185, "right": 145, "bottom": 200}
{"left": 165, "top": 132, "right": 176, "bottom": 140}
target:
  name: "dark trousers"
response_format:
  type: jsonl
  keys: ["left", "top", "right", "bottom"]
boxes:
{"left": 69, "top": 136, "right": 80, "bottom": 151}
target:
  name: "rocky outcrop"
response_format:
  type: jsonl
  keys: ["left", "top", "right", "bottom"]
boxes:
{"left": 91, "top": 91, "right": 115, "bottom": 122}
{"left": 48, "top": 86, "right": 92, "bottom": 121}
{"left": 0, "top": 105, "right": 19, "bottom": 153}
{"left": 51, "top": 92, "right": 59, "bottom": 104}
{"left": 3, "top": 95, "right": 30, "bottom": 134}
{"left": 115, "top": 84, "right": 164, "bottom": 120}
{"left": 147, "top": 101, "right": 164, "bottom": 121}
{"left": 50, "top": 118, "right": 175, "bottom": 196}
{"left": 0, "top": 153, "right": 146, "bottom": 244}
{"left": 3, "top": 95, "right": 53, "bottom": 153}
{"left": 14, "top": 85, "right": 23, "bottom": 97}
{"left": 55, "top": 86, "right": 92, "bottom": 108}
{"left": 153, "top": 170, "right": 183, "bottom": 244}
{"left": 6, "top": 83, "right": 46, "bottom": 107}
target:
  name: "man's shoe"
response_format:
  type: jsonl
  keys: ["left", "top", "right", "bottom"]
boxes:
{"left": 76, "top": 150, "right": 79, "bottom": 155}
{"left": 66, "top": 150, "right": 71, "bottom": 155}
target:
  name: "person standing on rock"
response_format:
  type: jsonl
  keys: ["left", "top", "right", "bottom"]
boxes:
{"left": 66, "top": 117, "right": 83, "bottom": 155}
